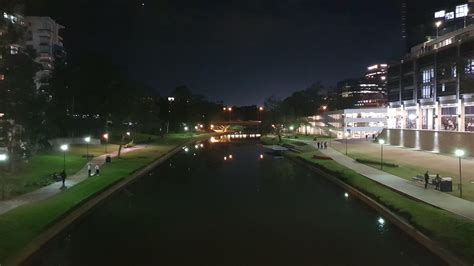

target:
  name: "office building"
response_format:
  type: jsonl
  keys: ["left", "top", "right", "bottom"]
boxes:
{"left": 299, "top": 108, "right": 387, "bottom": 139}
{"left": 337, "top": 64, "right": 387, "bottom": 109}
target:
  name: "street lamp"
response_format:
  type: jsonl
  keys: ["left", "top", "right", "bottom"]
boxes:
{"left": 84, "top": 136, "right": 91, "bottom": 158}
{"left": 435, "top": 21, "right": 442, "bottom": 38}
{"left": 60, "top": 144, "right": 69, "bottom": 173}
{"left": 378, "top": 139, "right": 385, "bottom": 170}
{"left": 103, "top": 133, "right": 109, "bottom": 153}
{"left": 344, "top": 132, "right": 350, "bottom": 155}
{"left": 184, "top": 126, "right": 189, "bottom": 131}
{"left": 455, "top": 149, "right": 465, "bottom": 198}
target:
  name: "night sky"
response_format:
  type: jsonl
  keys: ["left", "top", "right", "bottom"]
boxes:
{"left": 27, "top": 0, "right": 404, "bottom": 105}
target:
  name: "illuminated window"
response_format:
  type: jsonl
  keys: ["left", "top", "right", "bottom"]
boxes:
{"left": 445, "top": 12, "right": 455, "bottom": 20}
{"left": 456, "top": 4, "right": 469, "bottom": 18}
{"left": 10, "top": 45, "right": 19, "bottom": 54}
{"left": 420, "top": 67, "right": 434, "bottom": 99}
{"left": 465, "top": 59, "right": 474, "bottom": 74}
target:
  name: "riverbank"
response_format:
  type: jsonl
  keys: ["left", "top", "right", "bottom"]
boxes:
{"left": 0, "top": 133, "right": 209, "bottom": 265}
{"left": 261, "top": 135, "right": 473, "bottom": 264}
{"left": 290, "top": 149, "right": 474, "bottom": 264}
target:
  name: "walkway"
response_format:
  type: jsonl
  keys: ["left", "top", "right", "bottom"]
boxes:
{"left": 0, "top": 146, "right": 143, "bottom": 215}
{"left": 317, "top": 146, "right": 474, "bottom": 221}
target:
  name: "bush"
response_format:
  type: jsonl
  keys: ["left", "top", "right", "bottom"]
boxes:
{"left": 356, "top": 158, "right": 399, "bottom": 168}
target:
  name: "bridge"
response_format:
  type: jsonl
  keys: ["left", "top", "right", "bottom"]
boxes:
{"left": 210, "top": 120, "right": 261, "bottom": 133}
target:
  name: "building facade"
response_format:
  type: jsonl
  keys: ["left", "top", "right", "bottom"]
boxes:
{"left": 24, "top": 16, "right": 65, "bottom": 90}
{"left": 299, "top": 108, "right": 387, "bottom": 139}
{"left": 387, "top": 13, "right": 474, "bottom": 133}
{"left": 337, "top": 64, "right": 387, "bottom": 109}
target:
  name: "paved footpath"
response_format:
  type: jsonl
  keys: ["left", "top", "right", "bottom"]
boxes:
{"left": 316, "top": 145, "right": 474, "bottom": 221}
{"left": 0, "top": 146, "right": 143, "bottom": 215}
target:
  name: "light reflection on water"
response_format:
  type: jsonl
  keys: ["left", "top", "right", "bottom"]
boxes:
{"left": 26, "top": 140, "right": 445, "bottom": 266}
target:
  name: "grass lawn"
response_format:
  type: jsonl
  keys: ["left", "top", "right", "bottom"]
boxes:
{"left": 2, "top": 144, "right": 120, "bottom": 199}
{"left": 295, "top": 150, "right": 474, "bottom": 263}
{"left": 0, "top": 133, "right": 207, "bottom": 264}
{"left": 260, "top": 135, "right": 316, "bottom": 153}
{"left": 331, "top": 144, "right": 474, "bottom": 202}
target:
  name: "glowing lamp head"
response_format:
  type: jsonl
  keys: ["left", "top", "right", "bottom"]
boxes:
{"left": 228, "top": 107, "right": 232, "bottom": 111}
{"left": 344, "top": 192, "right": 349, "bottom": 198}
{"left": 184, "top": 126, "right": 189, "bottom": 131}
{"left": 289, "top": 126, "right": 295, "bottom": 131}
{"left": 455, "top": 149, "right": 465, "bottom": 157}
{"left": 103, "top": 133, "right": 109, "bottom": 140}
{"left": 84, "top": 137, "right": 91, "bottom": 143}
{"left": 378, "top": 139, "right": 385, "bottom": 145}
{"left": 60, "top": 144, "right": 69, "bottom": 151}
{"left": 259, "top": 107, "right": 264, "bottom": 111}
{"left": 435, "top": 21, "right": 442, "bottom": 28}
{"left": 0, "top": 154, "right": 8, "bottom": 161}
{"left": 378, "top": 217, "right": 385, "bottom": 226}
{"left": 126, "top": 132, "right": 131, "bottom": 136}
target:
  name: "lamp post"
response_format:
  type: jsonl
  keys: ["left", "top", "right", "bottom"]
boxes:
{"left": 60, "top": 144, "right": 69, "bottom": 173}
{"left": 167, "top": 97, "right": 175, "bottom": 134}
{"left": 103, "top": 133, "right": 109, "bottom": 153}
{"left": 455, "top": 149, "right": 465, "bottom": 198}
{"left": 344, "top": 132, "right": 350, "bottom": 155}
{"left": 84, "top": 136, "right": 91, "bottom": 158}
{"left": 378, "top": 139, "right": 385, "bottom": 170}
{"left": 435, "top": 21, "right": 442, "bottom": 38}
{"left": 0, "top": 153, "right": 8, "bottom": 200}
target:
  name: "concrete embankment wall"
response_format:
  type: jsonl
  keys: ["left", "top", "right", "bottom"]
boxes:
{"left": 379, "top": 128, "right": 474, "bottom": 156}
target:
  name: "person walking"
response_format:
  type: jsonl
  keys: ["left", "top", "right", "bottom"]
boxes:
{"left": 95, "top": 164, "right": 100, "bottom": 176}
{"left": 60, "top": 170, "right": 67, "bottom": 188}
{"left": 317, "top": 142, "right": 320, "bottom": 149}
{"left": 435, "top": 174, "right": 441, "bottom": 190}
{"left": 324, "top": 141, "right": 328, "bottom": 149}
{"left": 87, "top": 163, "right": 92, "bottom": 177}
{"left": 424, "top": 171, "right": 430, "bottom": 189}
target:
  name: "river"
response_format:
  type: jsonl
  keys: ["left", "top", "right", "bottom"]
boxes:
{"left": 26, "top": 139, "right": 445, "bottom": 266}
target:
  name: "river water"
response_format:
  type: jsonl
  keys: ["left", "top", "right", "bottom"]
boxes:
{"left": 26, "top": 140, "right": 445, "bottom": 266}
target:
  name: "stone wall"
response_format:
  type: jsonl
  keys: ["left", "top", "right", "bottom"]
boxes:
{"left": 379, "top": 129, "right": 474, "bottom": 156}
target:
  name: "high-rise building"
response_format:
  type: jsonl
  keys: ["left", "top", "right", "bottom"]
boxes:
{"left": 24, "top": 16, "right": 65, "bottom": 90}
{"left": 387, "top": 5, "right": 474, "bottom": 132}
{"left": 337, "top": 64, "right": 387, "bottom": 109}
{"left": 402, "top": 0, "right": 466, "bottom": 53}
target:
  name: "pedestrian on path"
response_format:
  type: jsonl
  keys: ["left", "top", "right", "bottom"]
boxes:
{"left": 317, "top": 142, "right": 320, "bottom": 149}
{"left": 424, "top": 171, "right": 430, "bottom": 189}
{"left": 435, "top": 173, "right": 441, "bottom": 190}
{"left": 60, "top": 170, "right": 67, "bottom": 189}
{"left": 88, "top": 163, "right": 92, "bottom": 177}
{"left": 95, "top": 164, "right": 100, "bottom": 176}
{"left": 324, "top": 141, "right": 328, "bottom": 149}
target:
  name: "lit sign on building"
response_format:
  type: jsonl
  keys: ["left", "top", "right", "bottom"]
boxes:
{"left": 445, "top": 12, "right": 455, "bottom": 20}
{"left": 435, "top": 10, "right": 446, "bottom": 18}
{"left": 455, "top": 4, "right": 469, "bottom": 18}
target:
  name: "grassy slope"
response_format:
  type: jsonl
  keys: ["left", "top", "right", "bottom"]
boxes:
{"left": 4, "top": 145, "right": 120, "bottom": 198}
{"left": 295, "top": 150, "right": 474, "bottom": 263}
{"left": 0, "top": 133, "right": 204, "bottom": 263}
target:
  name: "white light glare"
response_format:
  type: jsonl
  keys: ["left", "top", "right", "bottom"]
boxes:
{"left": 378, "top": 217, "right": 385, "bottom": 226}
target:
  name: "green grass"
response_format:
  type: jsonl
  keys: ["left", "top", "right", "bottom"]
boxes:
{"left": 0, "top": 133, "right": 208, "bottom": 264}
{"left": 295, "top": 150, "right": 474, "bottom": 263}
{"left": 2, "top": 144, "right": 121, "bottom": 199}
{"left": 260, "top": 135, "right": 315, "bottom": 153}
{"left": 332, "top": 145, "right": 474, "bottom": 202}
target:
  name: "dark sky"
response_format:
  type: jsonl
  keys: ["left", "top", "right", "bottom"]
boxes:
{"left": 27, "top": 0, "right": 404, "bottom": 105}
